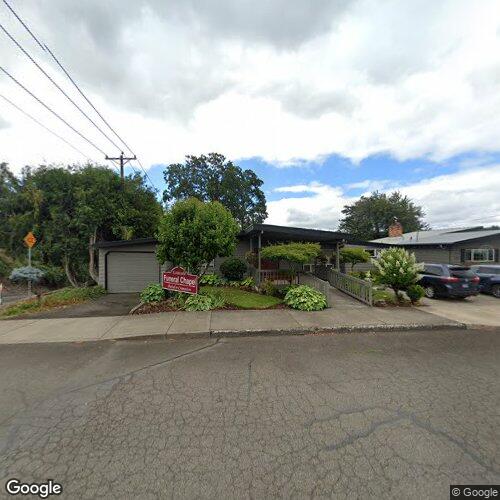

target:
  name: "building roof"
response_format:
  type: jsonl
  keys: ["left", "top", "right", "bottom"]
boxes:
{"left": 96, "top": 224, "right": 351, "bottom": 249}
{"left": 372, "top": 228, "right": 500, "bottom": 246}
{"left": 242, "top": 223, "right": 350, "bottom": 243}
{"left": 95, "top": 237, "right": 157, "bottom": 248}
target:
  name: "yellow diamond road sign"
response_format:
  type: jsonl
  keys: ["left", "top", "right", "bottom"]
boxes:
{"left": 24, "top": 231, "right": 36, "bottom": 248}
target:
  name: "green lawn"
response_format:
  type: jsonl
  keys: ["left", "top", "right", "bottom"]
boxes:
{"left": 0, "top": 286, "right": 106, "bottom": 318}
{"left": 201, "top": 286, "right": 282, "bottom": 309}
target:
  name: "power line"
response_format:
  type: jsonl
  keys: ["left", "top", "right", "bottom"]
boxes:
{"left": 42, "top": 44, "right": 133, "bottom": 155}
{"left": 0, "top": 66, "right": 109, "bottom": 158}
{"left": 43, "top": 44, "right": 160, "bottom": 191}
{"left": 0, "top": 22, "right": 123, "bottom": 154}
{"left": 0, "top": 92, "right": 90, "bottom": 160}
{"left": 1, "top": 0, "right": 158, "bottom": 192}
{"left": 2, "top": 0, "right": 45, "bottom": 51}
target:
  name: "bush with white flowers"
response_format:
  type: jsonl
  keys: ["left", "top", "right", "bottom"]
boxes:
{"left": 372, "top": 248, "right": 423, "bottom": 301}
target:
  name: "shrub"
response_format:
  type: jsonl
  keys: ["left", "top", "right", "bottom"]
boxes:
{"left": 372, "top": 248, "right": 423, "bottom": 301}
{"left": 183, "top": 294, "right": 213, "bottom": 311}
{"left": 284, "top": 285, "right": 327, "bottom": 311}
{"left": 260, "top": 279, "right": 278, "bottom": 296}
{"left": 228, "top": 280, "right": 241, "bottom": 287}
{"left": 9, "top": 266, "right": 45, "bottom": 284}
{"left": 240, "top": 276, "right": 255, "bottom": 288}
{"left": 199, "top": 273, "right": 224, "bottom": 286}
{"left": 0, "top": 259, "right": 11, "bottom": 278}
{"left": 38, "top": 264, "right": 67, "bottom": 288}
{"left": 201, "top": 289, "right": 226, "bottom": 309}
{"left": 0, "top": 249, "right": 14, "bottom": 277}
{"left": 349, "top": 270, "right": 371, "bottom": 281}
{"left": 274, "top": 284, "right": 297, "bottom": 299}
{"left": 220, "top": 257, "right": 247, "bottom": 281}
{"left": 140, "top": 283, "right": 165, "bottom": 303}
{"left": 406, "top": 284, "right": 425, "bottom": 304}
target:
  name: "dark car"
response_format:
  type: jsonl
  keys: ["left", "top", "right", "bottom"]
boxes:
{"left": 418, "top": 263, "right": 480, "bottom": 299}
{"left": 470, "top": 265, "right": 500, "bottom": 298}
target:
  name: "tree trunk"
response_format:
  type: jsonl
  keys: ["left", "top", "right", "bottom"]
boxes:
{"left": 88, "top": 231, "right": 99, "bottom": 284}
{"left": 63, "top": 256, "right": 79, "bottom": 288}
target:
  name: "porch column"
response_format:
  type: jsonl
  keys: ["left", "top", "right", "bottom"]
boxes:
{"left": 335, "top": 242, "right": 340, "bottom": 270}
{"left": 257, "top": 232, "right": 262, "bottom": 285}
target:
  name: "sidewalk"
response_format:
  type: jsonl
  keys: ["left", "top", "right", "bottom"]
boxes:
{"left": 0, "top": 306, "right": 464, "bottom": 344}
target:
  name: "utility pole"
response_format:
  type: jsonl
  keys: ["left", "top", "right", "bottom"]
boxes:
{"left": 105, "top": 152, "right": 137, "bottom": 188}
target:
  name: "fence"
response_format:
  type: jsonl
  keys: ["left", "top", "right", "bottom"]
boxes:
{"left": 247, "top": 266, "right": 299, "bottom": 285}
{"left": 259, "top": 269, "right": 299, "bottom": 285}
{"left": 314, "top": 266, "right": 373, "bottom": 306}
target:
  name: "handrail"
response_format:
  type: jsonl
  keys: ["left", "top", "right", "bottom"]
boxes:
{"left": 314, "top": 266, "right": 373, "bottom": 306}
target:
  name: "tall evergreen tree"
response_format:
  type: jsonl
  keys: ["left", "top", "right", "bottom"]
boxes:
{"left": 163, "top": 153, "right": 267, "bottom": 228}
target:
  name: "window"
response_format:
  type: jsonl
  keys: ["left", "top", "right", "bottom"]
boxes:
{"left": 423, "top": 265, "right": 443, "bottom": 276}
{"left": 481, "top": 267, "right": 500, "bottom": 275}
{"left": 449, "top": 267, "right": 475, "bottom": 279}
{"left": 366, "top": 248, "right": 381, "bottom": 258}
{"left": 463, "top": 248, "right": 495, "bottom": 262}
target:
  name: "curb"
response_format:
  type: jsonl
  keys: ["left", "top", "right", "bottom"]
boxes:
{"left": 209, "top": 322, "right": 466, "bottom": 338}
{"left": 111, "top": 322, "right": 467, "bottom": 342}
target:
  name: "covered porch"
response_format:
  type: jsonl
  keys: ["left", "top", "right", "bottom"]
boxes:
{"left": 240, "top": 224, "right": 349, "bottom": 285}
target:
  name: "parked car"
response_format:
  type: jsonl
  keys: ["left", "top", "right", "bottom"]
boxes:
{"left": 418, "top": 264, "right": 480, "bottom": 299}
{"left": 470, "top": 265, "right": 500, "bottom": 298}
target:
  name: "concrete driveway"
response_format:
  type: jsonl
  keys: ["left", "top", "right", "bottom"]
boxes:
{"left": 421, "top": 293, "right": 499, "bottom": 326}
{"left": 5, "top": 293, "right": 139, "bottom": 320}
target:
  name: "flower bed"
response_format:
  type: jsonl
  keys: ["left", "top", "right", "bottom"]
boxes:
{"left": 133, "top": 285, "right": 284, "bottom": 314}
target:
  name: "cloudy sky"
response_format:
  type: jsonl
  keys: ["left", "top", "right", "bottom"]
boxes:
{"left": 1, "top": 0, "right": 500, "bottom": 230}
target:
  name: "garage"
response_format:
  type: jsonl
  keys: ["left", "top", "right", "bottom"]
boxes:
{"left": 106, "top": 251, "right": 160, "bottom": 293}
{"left": 96, "top": 238, "right": 162, "bottom": 293}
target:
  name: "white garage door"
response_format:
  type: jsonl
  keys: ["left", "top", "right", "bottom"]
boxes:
{"left": 107, "top": 252, "right": 160, "bottom": 293}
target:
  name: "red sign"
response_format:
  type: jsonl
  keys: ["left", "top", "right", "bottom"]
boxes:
{"left": 162, "top": 266, "right": 198, "bottom": 294}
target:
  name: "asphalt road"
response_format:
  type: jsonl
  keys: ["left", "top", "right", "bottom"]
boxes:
{"left": 0, "top": 329, "right": 499, "bottom": 499}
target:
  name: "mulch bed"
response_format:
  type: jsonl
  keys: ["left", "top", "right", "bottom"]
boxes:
{"left": 133, "top": 300, "right": 288, "bottom": 315}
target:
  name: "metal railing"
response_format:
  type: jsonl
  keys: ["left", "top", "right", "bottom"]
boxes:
{"left": 314, "top": 266, "right": 373, "bottom": 306}
{"left": 259, "top": 269, "right": 298, "bottom": 284}
{"left": 247, "top": 266, "right": 299, "bottom": 285}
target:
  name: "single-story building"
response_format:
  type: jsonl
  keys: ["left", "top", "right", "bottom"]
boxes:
{"left": 372, "top": 226, "right": 500, "bottom": 266}
{"left": 96, "top": 224, "right": 351, "bottom": 293}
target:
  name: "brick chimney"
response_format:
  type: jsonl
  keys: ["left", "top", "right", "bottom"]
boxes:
{"left": 388, "top": 217, "right": 403, "bottom": 237}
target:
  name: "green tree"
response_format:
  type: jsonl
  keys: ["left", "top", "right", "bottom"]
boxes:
{"left": 0, "top": 163, "right": 162, "bottom": 286}
{"left": 260, "top": 242, "right": 321, "bottom": 284}
{"left": 156, "top": 198, "right": 239, "bottom": 275}
{"left": 340, "top": 247, "right": 371, "bottom": 272}
{"left": 338, "top": 191, "right": 428, "bottom": 240}
{"left": 260, "top": 242, "right": 322, "bottom": 264}
{"left": 163, "top": 153, "right": 267, "bottom": 228}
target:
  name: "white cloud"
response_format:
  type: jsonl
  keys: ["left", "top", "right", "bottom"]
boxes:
{"left": 0, "top": 0, "right": 500, "bottom": 172}
{"left": 267, "top": 165, "right": 500, "bottom": 230}
{"left": 274, "top": 182, "right": 328, "bottom": 194}
{"left": 345, "top": 179, "right": 395, "bottom": 192}
{"left": 0, "top": 114, "right": 9, "bottom": 130}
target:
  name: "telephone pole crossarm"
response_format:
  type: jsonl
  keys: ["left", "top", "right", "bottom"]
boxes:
{"left": 105, "top": 152, "right": 137, "bottom": 186}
